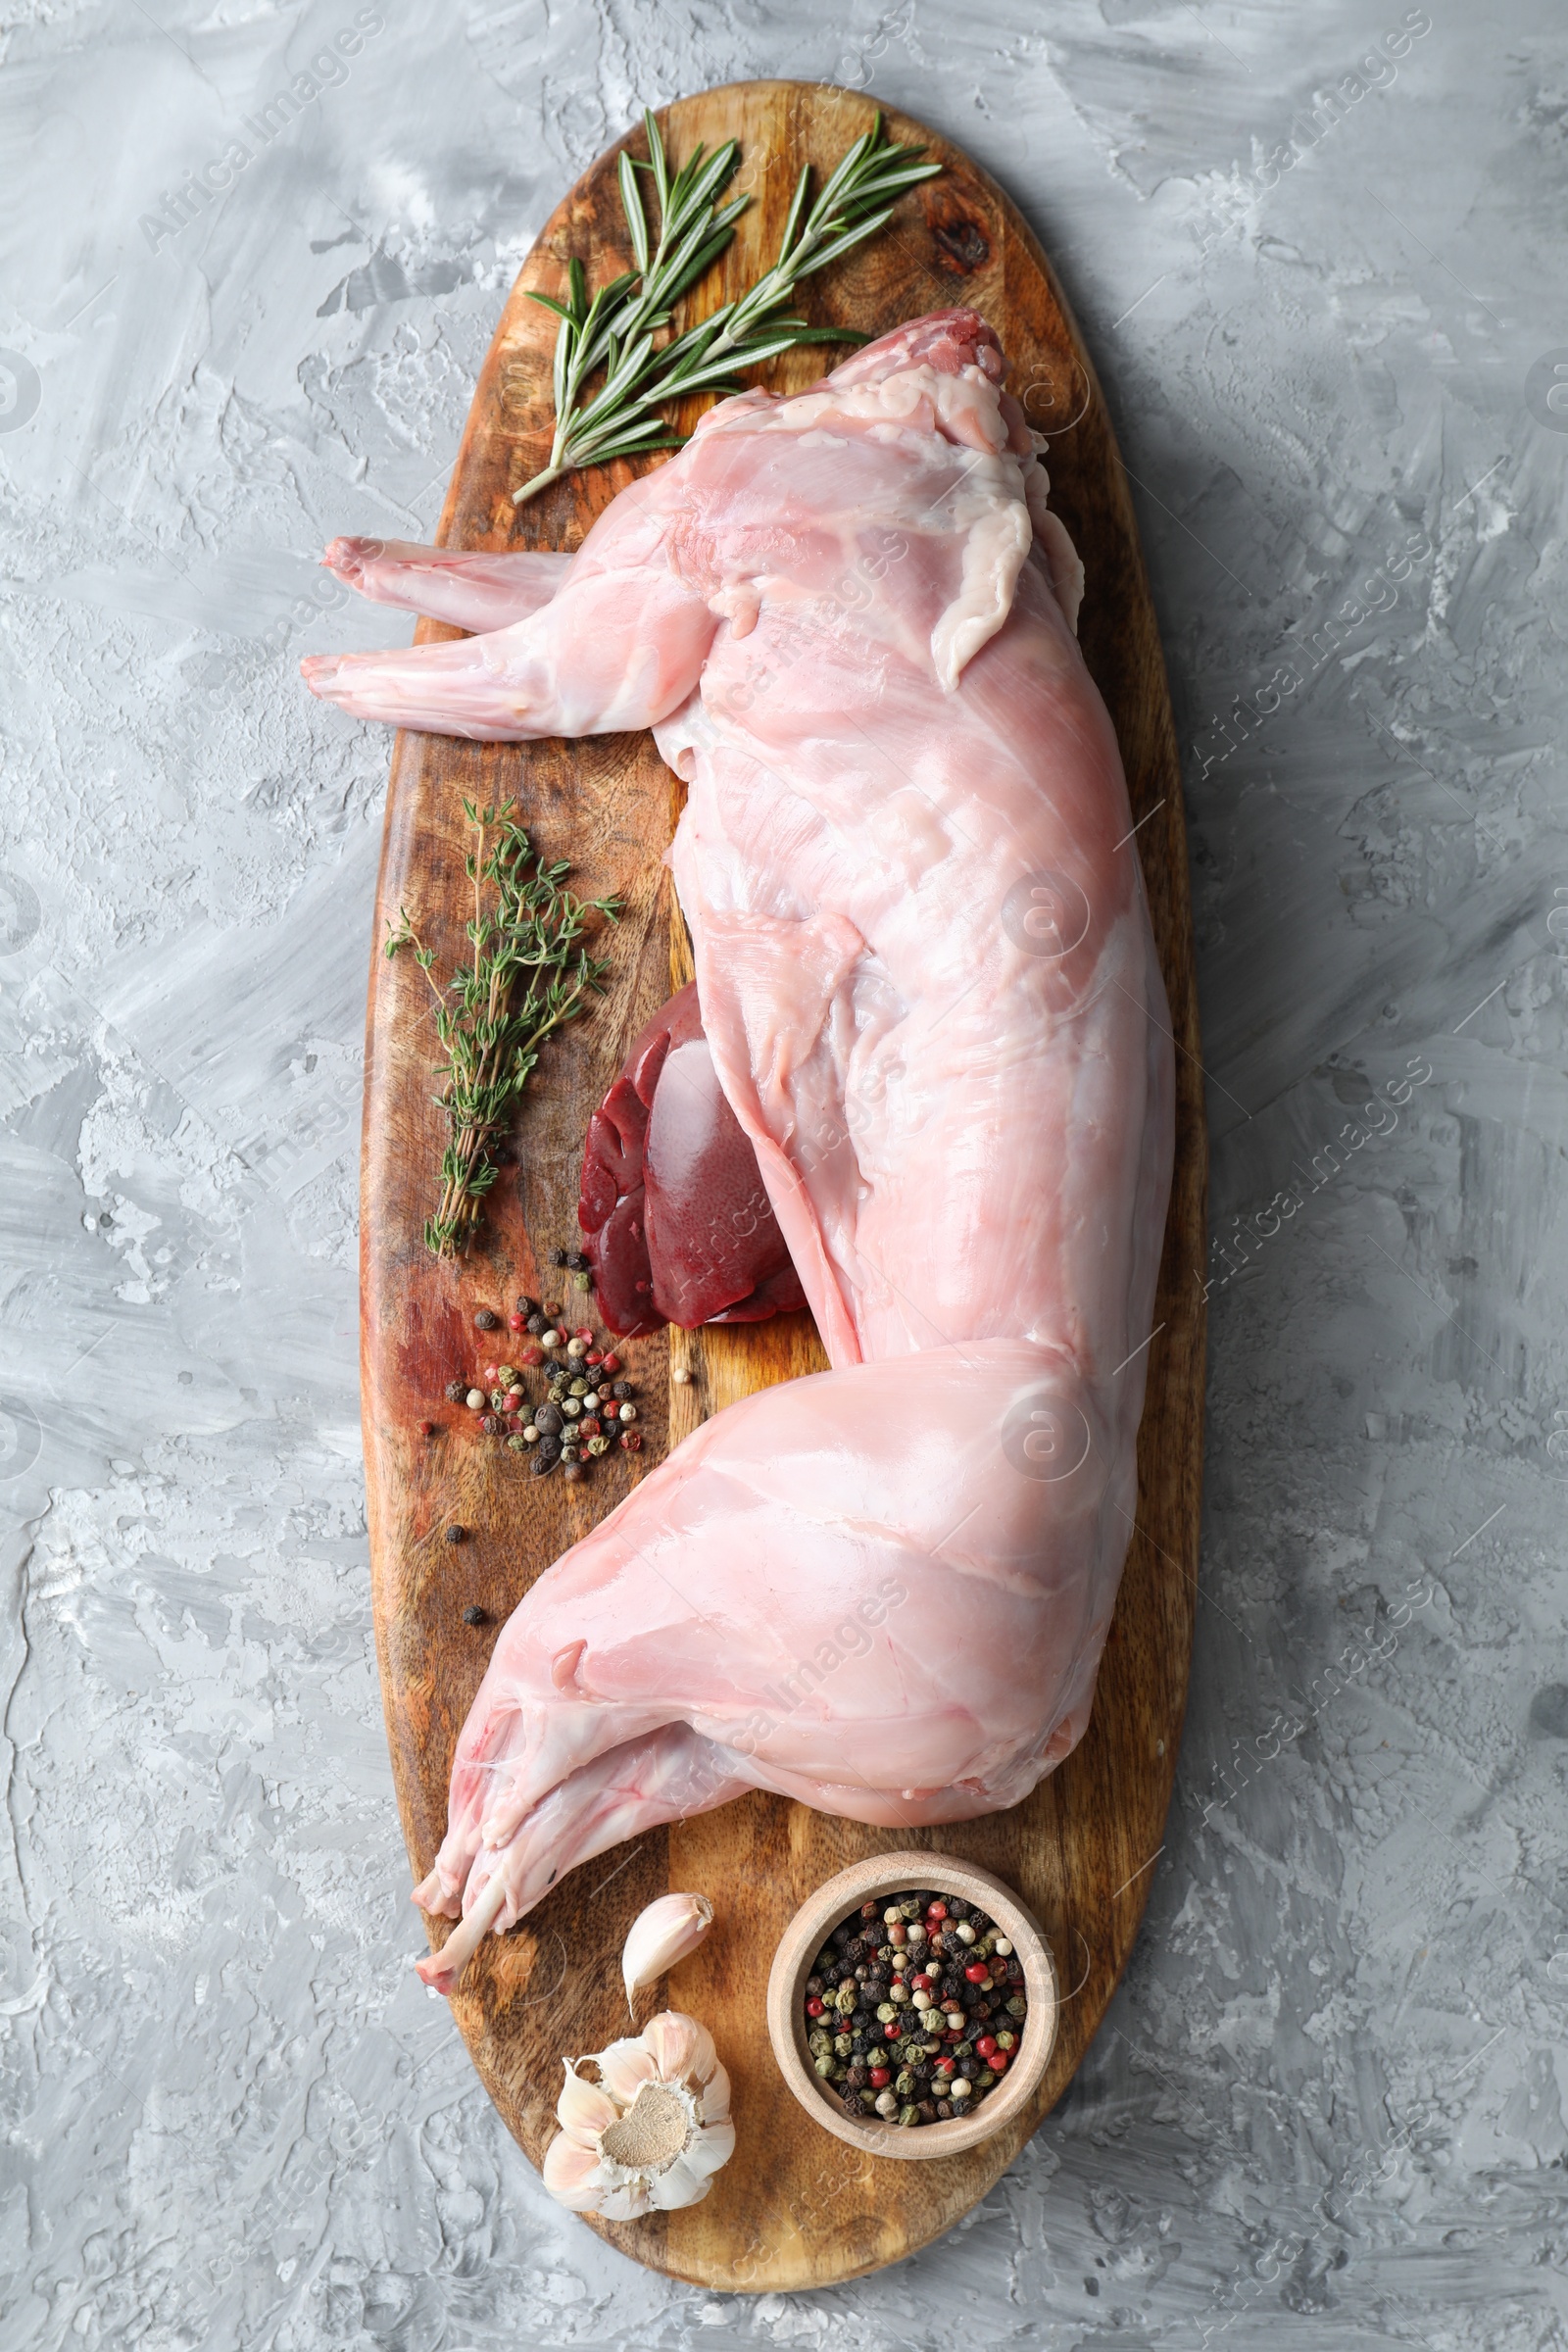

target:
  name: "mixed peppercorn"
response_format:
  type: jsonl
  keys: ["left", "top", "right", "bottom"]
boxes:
{"left": 433, "top": 1294, "right": 642, "bottom": 1485}
{"left": 804, "top": 1890, "right": 1027, "bottom": 2129}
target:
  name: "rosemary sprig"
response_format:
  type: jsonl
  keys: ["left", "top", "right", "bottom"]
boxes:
{"left": 514, "top": 111, "right": 941, "bottom": 505}
{"left": 386, "top": 803, "right": 619, "bottom": 1257}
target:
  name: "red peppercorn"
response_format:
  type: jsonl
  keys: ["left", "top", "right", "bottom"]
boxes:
{"left": 586, "top": 1350, "right": 603, "bottom": 1367}
{"left": 601, "top": 1352, "right": 621, "bottom": 1374}
{"left": 976, "top": 2034, "right": 999, "bottom": 2058}
{"left": 965, "top": 1962, "right": 987, "bottom": 1984}
{"left": 910, "top": 1973, "right": 932, "bottom": 1991}
{"left": 990, "top": 2050, "right": 1008, "bottom": 2074}
{"left": 806, "top": 1997, "right": 825, "bottom": 2018}
{"left": 580, "top": 1417, "right": 602, "bottom": 1439}
{"left": 483, "top": 1362, "right": 500, "bottom": 1383}
{"left": 868, "top": 2066, "right": 891, "bottom": 2088}
{"left": 883, "top": 2022, "right": 900, "bottom": 2039}
{"left": 573, "top": 1325, "right": 594, "bottom": 1341}
{"left": 508, "top": 1312, "right": 525, "bottom": 1332}
{"left": 619, "top": 1431, "right": 643, "bottom": 1453}
{"left": 934, "top": 2057, "right": 956, "bottom": 2077}
{"left": 520, "top": 1346, "right": 544, "bottom": 1366}
{"left": 926, "top": 1901, "right": 948, "bottom": 1921}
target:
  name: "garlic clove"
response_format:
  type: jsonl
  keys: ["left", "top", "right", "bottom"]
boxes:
{"left": 698, "top": 2061, "right": 732, "bottom": 2126}
{"left": 556, "top": 2060, "right": 621, "bottom": 2148}
{"left": 598, "top": 2180, "right": 654, "bottom": 2223}
{"left": 597, "top": 2035, "right": 662, "bottom": 2105}
{"left": 680, "top": 2116, "right": 736, "bottom": 2180}
{"left": 541, "top": 2131, "right": 604, "bottom": 2209}
{"left": 644, "top": 2009, "right": 716, "bottom": 2087}
{"left": 620, "top": 1891, "right": 714, "bottom": 2002}
{"left": 647, "top": 2148, "right": 713, "bottom": 2211}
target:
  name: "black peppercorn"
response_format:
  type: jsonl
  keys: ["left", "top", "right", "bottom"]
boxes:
{"left": 530, "top": 1452, "right": 556, "bottom": 1476}
{"left": 445, "top": 1525, "right": 468, "bottom": 1544}
{"left": 612, "top": 1380, "right": 631, "bottom": 1400}
{"left": 551, "top": 1248, "right": 568, "bottom": 1268}
{"left": 444, "top": 1379, "right": 466, "bottom": 1402}
{"left": 514, "top": 1296, "right": 536, "bottom": 1316}
{"left": 462, "top": 1604, "right": 487, "bottom": 1626}
{"left": 474, "top": 1307, "right": 500, "bottom": 1331}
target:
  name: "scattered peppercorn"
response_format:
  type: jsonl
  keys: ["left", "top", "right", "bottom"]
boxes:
{"left": 428, "top": 1314, "right": 641, "bottom": 1493}
{"left": 462, "top": 1604, "right": 488, "bottom": 1626}
{"left": 551, "top": 1248, "right": 568, "bottom": 1268}
{"left": 445, "top": 1525, "right": 468, "bottom": 1544}
{"left": 804, "top": 1888, "right": 1027, "bottom": 2128}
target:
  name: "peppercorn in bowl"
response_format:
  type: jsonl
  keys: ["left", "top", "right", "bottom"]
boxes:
{"left": 766, "top": 1852, "right": 1058, "bottom": 2160}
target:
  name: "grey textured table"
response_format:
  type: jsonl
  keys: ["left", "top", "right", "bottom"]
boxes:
{"left": 2, "top": 3, "right": 1562, "bottom": 2345}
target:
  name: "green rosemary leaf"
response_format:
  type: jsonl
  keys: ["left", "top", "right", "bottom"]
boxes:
{"left": 789, "top": 207, "right": 898, "bottom": 282}
{"left": 619, "top": 149, "right": 650, "bottom": 273}
{"left": 513, "top": 115, "right": 942, "bottom": 507}
{"left": 643, "top": 106, "right": 670, "bottom": 218}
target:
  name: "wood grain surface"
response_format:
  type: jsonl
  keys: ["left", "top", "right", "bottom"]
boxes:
{"left": 360, "top": 79, "right": 1206, "bottom": 2292}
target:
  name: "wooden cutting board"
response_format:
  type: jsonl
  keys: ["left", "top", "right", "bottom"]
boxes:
{"left": 361, "top": 79, "right": 1205, "bottom": 2291}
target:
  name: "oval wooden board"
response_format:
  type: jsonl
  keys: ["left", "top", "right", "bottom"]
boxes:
{"left": 361, "top": 79, "right": 1206, "bottom": 2293}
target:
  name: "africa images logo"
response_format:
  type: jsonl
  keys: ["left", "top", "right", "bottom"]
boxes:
{"left": 138, "top": 10, "right": 385, "bottom": 252}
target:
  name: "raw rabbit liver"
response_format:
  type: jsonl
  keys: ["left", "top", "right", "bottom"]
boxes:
{"left": 577, "top": 981, "right": 807, "bottom": 1336}
{"left": 303, "top": 308, "right": 1173, "bottom": 1991}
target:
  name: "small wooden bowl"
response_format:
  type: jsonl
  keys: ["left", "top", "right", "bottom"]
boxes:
{"left": 765, "top": 1849, "right": 1058, "bottom": 2161}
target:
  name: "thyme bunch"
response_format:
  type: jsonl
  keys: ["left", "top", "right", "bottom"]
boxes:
{"left": 514, "top": 110, "right": 941, "bottom": 505}
{"left": 386, "top": 803, "right": 619, "bottom": 1256}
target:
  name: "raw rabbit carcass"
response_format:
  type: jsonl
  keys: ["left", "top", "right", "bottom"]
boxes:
{"left": 304, "top": 308, "right": 1173, "bottom": 1992}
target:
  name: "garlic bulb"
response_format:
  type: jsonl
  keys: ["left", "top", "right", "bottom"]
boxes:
{"left": 542, "top": 2011, "right": 735, "bottom": 2219}
{"left": 621, "top": 1891, "right": 714, "bottom": 2002}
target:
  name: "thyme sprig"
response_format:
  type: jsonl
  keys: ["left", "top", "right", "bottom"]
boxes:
{"left": 386, "top": 803, "right": 619, "bottom": 1256}
{"left": 514, "top": 110, "right": 941, "bottom": 505}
